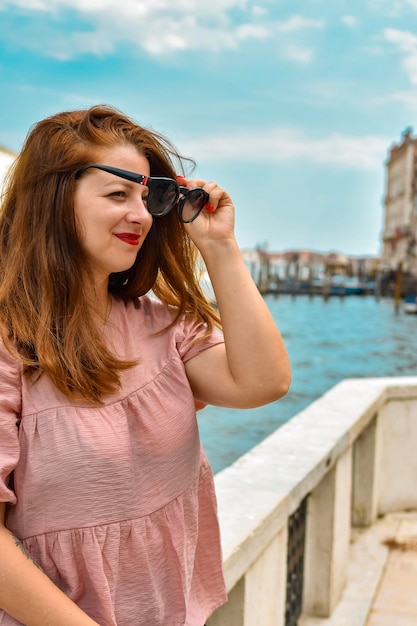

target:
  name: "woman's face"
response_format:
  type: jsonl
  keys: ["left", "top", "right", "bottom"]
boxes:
{"left": 74, "top": 144, "right": 153, "bottom": 286}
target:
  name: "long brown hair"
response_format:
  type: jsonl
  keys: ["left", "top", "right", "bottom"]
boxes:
{"left": 0, "top": 105, "right": 220, "bottom": 403}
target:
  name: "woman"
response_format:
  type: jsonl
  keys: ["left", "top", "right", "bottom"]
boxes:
{"left": 0, "top": 105, "right": 291, "bottom": 626}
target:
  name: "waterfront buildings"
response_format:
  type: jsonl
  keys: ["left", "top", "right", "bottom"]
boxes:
{"left": 243, "top": 127, "right": 417, "bottom": 297}
{"left": 242, "top": 248, "right": 380, "bottom": 295}
{"left": 381, "top": 128, "right": 417, "bottom": 277}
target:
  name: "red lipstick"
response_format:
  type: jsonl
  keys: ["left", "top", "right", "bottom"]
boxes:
{"left": 115, "top": 233, "right": 140, "bottom": 245}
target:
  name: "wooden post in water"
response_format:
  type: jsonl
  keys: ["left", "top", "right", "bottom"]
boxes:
{"left": 394, "top": 261, "right": 403, "bottom": 313}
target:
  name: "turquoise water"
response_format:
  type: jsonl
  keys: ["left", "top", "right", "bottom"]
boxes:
{"left": 199, "top": 294, "right": 417, "bottom": 474}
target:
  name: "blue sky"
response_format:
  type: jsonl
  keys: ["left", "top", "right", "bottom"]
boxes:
{"left": 1, "top": 0, "right": 417, "bottom": 256}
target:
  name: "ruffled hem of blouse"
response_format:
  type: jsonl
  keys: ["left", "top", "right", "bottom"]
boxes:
{"left": 9, "top": 462, "right": 225, "bottom": 626}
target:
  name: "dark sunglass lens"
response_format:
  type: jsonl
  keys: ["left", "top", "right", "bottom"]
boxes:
{"left": 181, "top": 188, "right": 208, "bottom": 223}
{"left": 148, "top": 181, "right": 178, "bottom": 216}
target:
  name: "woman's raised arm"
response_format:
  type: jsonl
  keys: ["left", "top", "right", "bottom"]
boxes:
{"left": 183, "top": 178, "right": 291, "bottom": 409}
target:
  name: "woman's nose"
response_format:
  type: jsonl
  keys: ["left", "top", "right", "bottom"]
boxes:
{"left": 127, "top": 196, "right": 152, "bottom": 224}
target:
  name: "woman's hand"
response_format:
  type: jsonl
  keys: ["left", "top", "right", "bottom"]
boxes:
{"left": 176, "top": 176, "right": 236, "bottom": 250}
{"left": 0, "top": 504, "right": 101, "bottom": 626}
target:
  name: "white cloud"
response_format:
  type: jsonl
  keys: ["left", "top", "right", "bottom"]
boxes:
{"left": 180, "top": 128, "right": 389, "bottom": 170}
{"left": 236, "top": 23, "right": 270, "bottom": 42}
{"left": 252, "top": 5, "right": 267, "bottom": 16}
{"left": 368, "top": 0, "right": 407, "bottom": 17}
{"left": 341, "top": 15, "right": 359, "bottom": 28}
{"left": 372, "top": 89, "right": 417, "bottom": 109}
{"left": 384, "top": 28, "right": 417, "bottom": 48}
{"left": 283, "top": 45, "right": 313, "bottom": 64}
{"left": 1, "top": 0, "right": 50, "bottom": 9}
{"left": 275, "top": 15, "right": 324, "bottom": 33}
{"left": 2, "top": 0, "right": 324, "bottom": 57}
{"left": 384, "top": 28, "right": 417, "bottom": 84}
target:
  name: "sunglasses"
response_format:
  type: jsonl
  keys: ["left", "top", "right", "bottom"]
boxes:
{"left": 76, "top": 164, "right": 210, "bottom": 223}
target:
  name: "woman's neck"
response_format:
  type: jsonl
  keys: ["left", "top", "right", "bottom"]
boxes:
{"left": 90, "top": 282, "right": 112, "bottom": 324}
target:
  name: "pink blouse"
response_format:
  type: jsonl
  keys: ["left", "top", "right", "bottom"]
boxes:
{"left": 0, "top": 296, "right": 227, "bottom": 626}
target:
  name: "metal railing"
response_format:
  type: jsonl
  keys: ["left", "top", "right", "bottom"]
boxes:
{"left": 285, "top": 497, "right": 307, "bottom": 626}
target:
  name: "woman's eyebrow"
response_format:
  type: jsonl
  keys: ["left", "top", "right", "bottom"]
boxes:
{"left": 101, "top": 178, "right": 135, "bottom": 189}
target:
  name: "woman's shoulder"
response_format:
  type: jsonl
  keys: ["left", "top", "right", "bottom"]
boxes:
{"left": 140, "top": 294, "right": 176, "bottom": 319}
{"left": 110, "top": 295, "right": 222, "bottom": 350}
{"left": 0, "top": 336, "right": 22, "bottom": 373}
{"left": 112, "top": 294, "right": 177, "bottom": 327}
{"left": 0, "top": 338, "right": 22, "bottom": 405}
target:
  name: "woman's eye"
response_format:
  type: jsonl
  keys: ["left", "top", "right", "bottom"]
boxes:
{"left": 142, "top": 195, "right": 148, "bottom": 205}
{"left": 108, "top": 191, "right": 126, "bottom": 199}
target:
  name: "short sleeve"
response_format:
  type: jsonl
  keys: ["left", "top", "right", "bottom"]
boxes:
{"left": 176, "top": 315, "right": 224, "bottom": 364}
{"left": 0, "top": 342, "right": 22, "bottom": 504}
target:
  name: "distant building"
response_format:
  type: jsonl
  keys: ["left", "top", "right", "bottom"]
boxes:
{"left": 241, "top": 247, "right": 379, "bottom": 293}
{"left": 278, "top": 250, "right": 328, "bottom": 283}
{"left": 0, "top": 144, "right": 16, "bottom": 196}
{"left": 381, "top": 128, "right": 417, "bottom": 275}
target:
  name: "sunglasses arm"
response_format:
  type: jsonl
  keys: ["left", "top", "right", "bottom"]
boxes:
{"left": 76, "top": 164, "right": 149, "bottom": 186}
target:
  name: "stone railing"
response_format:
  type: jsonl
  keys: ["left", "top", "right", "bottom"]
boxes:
{"left": 207, "top": 377, "right": 417, "bottom": 626}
